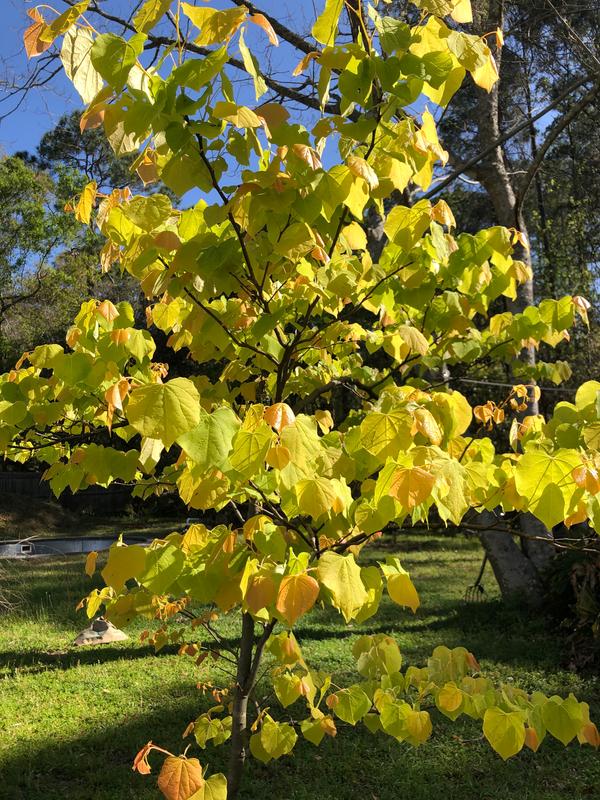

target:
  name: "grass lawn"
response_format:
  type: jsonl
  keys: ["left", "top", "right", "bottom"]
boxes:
{"left": 0, "top": 532, "right": 598, "bottom": 800}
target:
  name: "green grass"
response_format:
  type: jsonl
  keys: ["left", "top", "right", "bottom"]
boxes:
{"left": 0, "top": 533, "right": 598, "bottom": 800}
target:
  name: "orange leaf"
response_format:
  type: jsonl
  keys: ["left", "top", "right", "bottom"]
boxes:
{"left": 388, "top": 466, "right": 435, "bottom": 510}
{"left": 80, "top": 107, "right": 105, "bottom": 132}
{"left": 154, "top": 231, "right": 182, "bottom": 251}
{"left": 255, "top": 102, "right": 289, "bottom": 131}
{"left": 245, "top": 572, "right": 277, "bottom": 614}
{"left": 524, "top": 727, "right": 540, "bottom": 752}
{"left": 264, "top": 402, "right": 296, "bottom": 432}
{"left": 266, "top": 444, "right": 292, "bottom": 469}
{"left": 292, "top": 51, "right": 319, "bottom": 76}
{"left": 85, "top": 551, "right": 98, "bottom": 578}
{"left": 572, "top": 465, "right": 600, "bottom": 494}
{"left": 132, "top": 741, "right": 155, "bottom": 775}
{"left": 581, "top": 722, "right": 600, "bottom": 748}
{"left": 157, "top": 756, "right": 204, "bottom": 800}
{"left": 97, "top": 299, "right": 120, "bottom": 322}
{"left": 23, "top": 9, "right": 51, "bottom": 59}
{"left": 276, "top": 573, "right": 319, "bottom": 626}
{"left": 250, "top": 13, "right": 279, "bottom": 46}
{"left": 111, "top": 328, "right": 131, "bottom": 345}
{"left": 291, "top": 144, "right": 323, "bottom": 171}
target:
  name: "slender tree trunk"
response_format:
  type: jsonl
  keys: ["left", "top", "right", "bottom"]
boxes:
{"left": 227, "top": 612, "right": 255, "bottom": 800}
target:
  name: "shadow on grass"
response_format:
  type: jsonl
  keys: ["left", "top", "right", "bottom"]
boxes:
{"left": 0, "top": 643, "right": 182, "bottom": 674}
{"left": 2, "top": 688, "right": 598, "bottom": 800}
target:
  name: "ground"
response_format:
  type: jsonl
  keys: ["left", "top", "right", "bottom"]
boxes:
{"left": 0, "top": 531, "right": 598, "bottom": 800}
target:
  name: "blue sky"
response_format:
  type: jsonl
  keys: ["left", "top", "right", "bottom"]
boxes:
{"left": 1, "top": 1, "right": 80, "bottom": 154}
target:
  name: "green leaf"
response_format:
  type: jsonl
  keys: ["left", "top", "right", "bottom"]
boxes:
{"left": 542, "top": 696, "right": 582, "bottom": 745}
{"left": 133, "top": 0, "right": 171, "bottom": 33}
{"left": 483, "top": 708, "right": 526, "bottom": 760}
{"left": 229, "top": 423, "right": 273, "bottom": 478}
{"left": 353, "top": 634, "right": 402, "bottom": 679}
{"left": 249, "top": 716, "right": 297, "bottom": 763}
{"left": 172, "top": 48, "right": 229, "bottom": 91}
{"left": 238, "top": 28, "right": 267, "bottom": 100}
{"left": 190, "top": 773, "right": 228, "bottom": 800}
{"left": 330, "top": 686, "right": 371, "bottom": 725}
{"left": 127, "top": 378, "right": 201, "bottom": 447}
{"left": 514, "top": 449, "right": 581, "bottom": 529}
{"left": 121, "top": 194, "right": 172, "bottom": 231}
{"left": 316, "top": 551, "right": 368, "bottom": 622}
{"left": 139, "top": 543, "right": 185, "bottom": 595}
{"left": 178, "top": 407, "right": 240, "bottom": 471}
{"left": 91, "top": 32, "right": 146, "bottom": 90}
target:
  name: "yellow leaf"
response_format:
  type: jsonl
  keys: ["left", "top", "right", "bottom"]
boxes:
{"left": 85, "top": 550, "right": 98, "bottom": 577}
{"left": 342, "top": 222, "right": 367, "bottom": 251}
{"left": 483, "top": 708, "right": 526, "bottom": 760}
{"left": 213, "top": 101, "right": 263, "bottom": 128}
{"left": 412, "top": 408, "right": 443, "bottom": 445}
{"left": 181, "top": 4, "right": 247, "bottom": 46}
{"left": 387, "top": 571, "right": 420, "bottom": 613}
{"left": 266, "top": 444, "right": 292, "bottom": 469}
{"left": 276, "top": 573, "right": 320, "bottom": 626}
{"left": 312, "top": 0, "right": 344, "bottom": 46}
{"left": 405, "top": 709, "right": 432, "bottom": 745}
{"left": 437, "top": 683, "right": 463, "bottom": 714}
{"left": 75, "top": 181, "right": 97, "bottom": 225}
{"left": 315, "top": 409, "right": 333, "bottom": 433}
{"left": 157, "top": 756, "right": 204, "bottom": 800}
{"left": 452, "top": 0, "right": 473, "bottom": 23}
{"left": 471, "top": 53, "right": 499, "bottom": 92}
{"left": 347, "top": 156, "right": 379, "bottom": 190}
{"left": 101, "top": 544, "right": 146, "bottom": 592}
{"left": 317, "top": 552, "right": 368, "bottom": 622}
{"left": 431, "top": 199, "right": 456, "bottom": 228}
{"left": 295, "top": 477, "right": 349, "bottom": 519}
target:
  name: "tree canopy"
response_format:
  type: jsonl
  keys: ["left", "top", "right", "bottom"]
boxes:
{"left": 2, "top": 2, "right": 599, "bottom": 799}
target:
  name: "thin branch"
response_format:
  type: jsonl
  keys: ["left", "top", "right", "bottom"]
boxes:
{"left": 424, "top": 72, "right": 597, "bottom": 199}
{"left": 515, "top": 80, "right": 600, "bottom": 221}
{"left": 183, "top": 287, "right": 279, "bottom": 366}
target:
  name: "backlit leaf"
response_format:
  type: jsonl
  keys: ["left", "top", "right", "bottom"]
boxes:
{"left": 127, "top": 378, "right": 201, "bottom": 447}
{"left": 276, "top": 573, "right": 320, "bottom": 626}
{"left": 157, "top": 756, "right": 204, "bottom": 800}
{"left": 317, "top": 552, "right": 367, "bottom": 622}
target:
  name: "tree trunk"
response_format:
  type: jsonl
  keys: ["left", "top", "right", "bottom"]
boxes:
{"left": 227, "top": 612, "right": 254, "bottom": 800}
{"left": 476, "top": 512, "right": 544, "bottom": 606}
{"left": 469, "top": 0, "right": 558, "bottom": 601}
